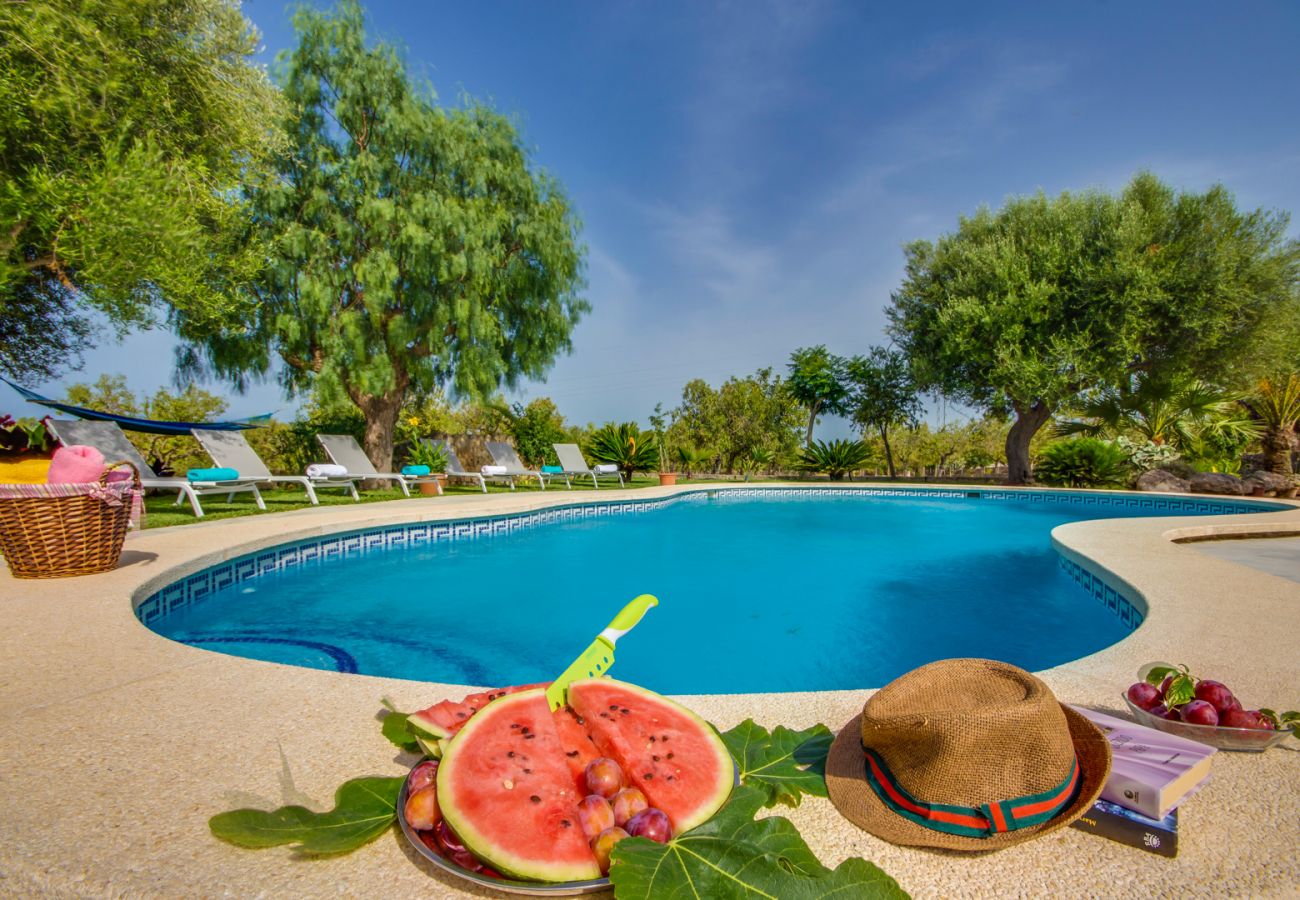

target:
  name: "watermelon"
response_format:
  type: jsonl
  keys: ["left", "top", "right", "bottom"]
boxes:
{"left": 408, "top": 682, "right": 546, "bottom": 756}
{"left": 567, "top": 678, "right": 734, "bottom": 833}
{"left": 436, "top": 690, "right": 600, "bottom": 882}
{"left": 432, "top": 680, "right": 734, "bottom": 882}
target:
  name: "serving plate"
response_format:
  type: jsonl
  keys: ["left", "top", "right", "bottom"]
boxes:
{"left": 1121, "top": 694, "right": 1294, "bottom": 752}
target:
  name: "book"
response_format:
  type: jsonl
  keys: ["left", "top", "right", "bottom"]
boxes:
{"left": 1071, "top": 706, "right": 1216, "bottom": 820}
{"left": 1071, "top": 797, "right": 1178, "bottom": 857}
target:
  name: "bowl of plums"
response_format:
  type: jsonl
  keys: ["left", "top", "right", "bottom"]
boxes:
{"left": 1123, "top": 662, "right": 1297, "bottom": 752}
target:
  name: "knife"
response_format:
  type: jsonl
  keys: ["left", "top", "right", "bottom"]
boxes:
{"left": 545, "top": 594, "right": 658, "bottom": 711}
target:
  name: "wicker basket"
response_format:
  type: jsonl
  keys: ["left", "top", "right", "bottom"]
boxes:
{"left": 0, "top": 461, "right": 141, "bottom": 579}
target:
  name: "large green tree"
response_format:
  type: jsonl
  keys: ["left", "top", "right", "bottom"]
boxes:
{"left": 180, "top": 0, "right": 587, "bottom": 469}
{"left": 669, "top": 368, "right": 803, "bottom": 473}
{"left": 846, "top": 347, "right": 921, "bottom": 478}
{"left": 0, "top": 0, "right": 282, "bottom": 379}
{"left": 786, "top": 346, "right": 851, "bottom": 445}
{"left": 889, "top": 173, "right": 1300, "bottom": 484}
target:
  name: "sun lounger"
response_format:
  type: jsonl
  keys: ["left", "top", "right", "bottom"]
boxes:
{"left": 192, "top": 429, "right": 360, "bottom": 504}
{"left": 551, "top": 443, "right": 625, "bottom": 489}
{"left": 316, "top": 433, "right": 441, "bottom": 497}
{"left": 46, "top": 419, "right": 265, "bottom": 517}
{"left": 425, "top": 439, "right": 487, "bottom": 492}
{"left": 485, "top": 441, "right": 546, "bottom": 490}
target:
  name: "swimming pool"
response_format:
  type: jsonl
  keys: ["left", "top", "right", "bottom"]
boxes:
{"left": 138, "top": 488, "right": 1284, "bottom": 693}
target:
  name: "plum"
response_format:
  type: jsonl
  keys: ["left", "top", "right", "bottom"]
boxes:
{"left": 625, "top": 808, "right": 673, "bottom": 844}
{"left": 584, "top": 757, "right": 626, "bottom": 799}
{"left": 1127, "top": 682, "right": 1163, "bottom": 711}
{"left": 408, "top": 760, "right": 439, "bottom": 793}
{"left": 1158, "top": 674, "right": 1175, "bottom": 697}
{"left": 611, "top": 787, "right": 649, "bottom": 827}
{"left": 576, "top": 794, "right": 616, "bottom": 839}
{"left": 1148, "top": 703, "right": 1182, "bottom": 721}
{"left": 435, "top": 820, "right": 482, "bottom": 871}
{"left": 1221, "top": 708, "right": 1275, "bottom": 730}
{"left": 1193, "top": 680, "right": 1237, "bottom": 715}
{"left": 1180, "top": 699, "right": 1219, "bottom": 726}
{"left": 590, "top": 826, "right": 629, "bottom": 874}
{"left": 404, "top": 785, "right": 439, "bottom": 831}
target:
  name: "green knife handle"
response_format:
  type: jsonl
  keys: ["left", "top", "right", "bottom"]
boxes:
{"left": 598, "top": 594, "right": 658, "bottom": 645}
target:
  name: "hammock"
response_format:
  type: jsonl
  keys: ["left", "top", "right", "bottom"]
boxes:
{"left": 2, "top": 377, "right": 273, "bottom": 437}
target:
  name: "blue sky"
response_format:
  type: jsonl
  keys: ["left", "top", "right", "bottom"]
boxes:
{"left": 7, "top": 1, "right": 1299, "bottom": 436}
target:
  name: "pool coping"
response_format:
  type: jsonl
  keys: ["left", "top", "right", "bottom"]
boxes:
{"left": 2, "top": 481, "right": 1298, "bottom": 897}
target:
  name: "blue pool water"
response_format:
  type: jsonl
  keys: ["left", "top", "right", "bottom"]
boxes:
{"left": 145, "top": 490, "right": 1279, "bottom": 693}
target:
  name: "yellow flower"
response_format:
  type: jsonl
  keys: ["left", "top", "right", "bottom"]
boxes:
{"left": 408, "top": 416, "right": 420, "bottom": 427}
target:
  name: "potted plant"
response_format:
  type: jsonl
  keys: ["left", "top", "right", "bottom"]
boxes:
{"left": 404, "top": 440, "right": 449, "bottom": 495}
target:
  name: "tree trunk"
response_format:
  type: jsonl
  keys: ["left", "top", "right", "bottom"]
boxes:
{"left": 805, "top": 400, "right": 821, "bottom": 446}
{"left": 1005, "top": 400, "right": 1053, "bottom": 485}
{"left": 1262, "top": 425, "right": 1296, "bottom": 476}
{"left": 351, "top": 382, "right": 407, "bottom": 474}
{"left": 878, "top": 424, "right": 896, "bottom": 479}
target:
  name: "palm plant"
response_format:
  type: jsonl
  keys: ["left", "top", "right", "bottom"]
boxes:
{"left": 1034, "top": 439, "right": 1129, "bottom": 488}
{"left": 797, "top": 439, "right": 873, "bottom": 481}
{"left": 744, "top": 446, "right": 775, "bottom": 481}
{"left": 1240, "top": 374, "right": 1300, "bottom": 475}
{"left": 586, "top": 422, "right": 660, "bottom": 482}
{"left": 673, "top": 444, "right": 713, "bottom": 479}
{"left": 1057, "top": 375, "right": 1258, "bottom": 459}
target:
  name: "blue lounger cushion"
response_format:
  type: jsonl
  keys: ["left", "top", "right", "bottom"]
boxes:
{"left": 187, "top": 467, "right": 239, "bottom": 482}
{"left": 401, "top": 465, "right": 431, "bottom": 476}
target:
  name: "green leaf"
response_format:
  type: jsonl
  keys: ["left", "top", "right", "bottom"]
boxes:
{"left": 721, "top": 720, "right": 834, "bottom": 808}
{"left": 609, "top": 784, "right": 908, "bottom": 899}
{"left": 1164, "top": 674, "right": 1196, "bottom": 708}
{"left": 1142, "top": 664, "right": 1181, "bottom": 686}
{"left": 209, "top": 776, "right": 403, "bottom": 855}
{"left": 380, "top": 709, "right": 421, "bottom": 753}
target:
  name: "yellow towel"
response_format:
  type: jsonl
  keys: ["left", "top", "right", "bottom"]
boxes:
{"left": 0, "top": 457, "right": 53, "bottom": 484}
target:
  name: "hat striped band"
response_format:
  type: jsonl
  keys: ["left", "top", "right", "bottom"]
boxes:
{"left": 861, "top": 745, "right": 1081, "bottom": 838}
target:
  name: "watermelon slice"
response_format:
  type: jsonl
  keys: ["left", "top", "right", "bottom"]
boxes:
{"left": 431, "top": 680, "right": 734, "bottom": 882}
{"left": 436, "top": 690, "right": 601, "bottom": 883}
{"left": 567, "top": 678, "right": 734, "bottom": 833}
{"left": 408, "top": 682, "right": 547, "bottom": 756}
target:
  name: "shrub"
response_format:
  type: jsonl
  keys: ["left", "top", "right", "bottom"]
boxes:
{"left": 405, "top": 440, "right": 448, "bottom": 472}
{"left": 1114, "top": 436, "right": 1180, "bottom": 472}
{"left": 1034, "top": 439, "right": 1129, "bottom": 488}
{"left": 798, "top": 439, "right": 873, "bottom": 481}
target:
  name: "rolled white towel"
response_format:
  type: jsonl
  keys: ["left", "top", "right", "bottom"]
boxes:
{"left": 593, "top": 464, "right": 620, "bottom": 474}
{"left": 306, "top": 463, "right": 349, "bottom": 479}
{"left": 481, "top": 465, "right": 508, "bottom": 476}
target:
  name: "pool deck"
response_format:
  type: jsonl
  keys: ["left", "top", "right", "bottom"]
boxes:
{"left": 1, "top": 483, "right": 1297, "bottom": 898}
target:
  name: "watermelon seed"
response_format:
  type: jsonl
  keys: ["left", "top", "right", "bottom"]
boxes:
{"left": 652, "top": 755, "right": 660, "bottom": 762}
{"left": 609, "top": 705, "right": 618, "bottom": 710}
{"left": 621, "top": 708, "right": 630, "bottom": 714}
{"left": 667, "top": 753, "right": 674, "bottom": 759}
{"left": 644, "top": 773, "right": 654, "bottom": 780}
{"left": 666, "top": 775, "right": 675, "bottom": 782}
{"left": 530, "top": 795, "right": 541, "bottom": 803}
{"left": 575, "top": 716, "right": 586, "bottom": 725}
{"left": 561, "top": 819, "right": 572, "bottom": 828}
{"left": 524, "top": 768, "right": 532, "bottom": 774}
{"left": 566, "top": 751, "right": 579, "bottom": 758}
{"left": 503, "top": 779, "right": 514, "bottom": 789}
{"left": 507, "top": 751, "right": 515, "bottom": 757}
{"left": 524, "top": 734, "right": 535, "bottom": 740}
{"left": 510, "top": 723, "right": 519, "bottom": 729}
{"left": 456, "top": 712, "right": 466, "bottom": 718}
{"left": 649, "top": 736, "right": 656, "bottom": 742}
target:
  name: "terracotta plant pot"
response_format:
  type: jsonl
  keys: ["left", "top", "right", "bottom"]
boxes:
{"left": 658, "top": 472, "right": 678, "bottom": 486}
{"left": 417, "top": 476, "right": 445, "bottom": 497}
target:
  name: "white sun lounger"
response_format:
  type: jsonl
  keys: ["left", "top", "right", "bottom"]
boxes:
{"left": 317, "top": 433, "right": 441, "bottom": 496}
{"left": 46, "top": 419, "right": 265, "bottom": 517}
{"left": 192, "top": 429, "right": 360, "bottom": 504}
{"left": 485, "top": 441, "right": 546, "bottom": 491}
{"left": 551, "top": 443, "right": 625, "bottom": 489}
{"left": 425, "top": 439, "right": 487, "bottom": 492}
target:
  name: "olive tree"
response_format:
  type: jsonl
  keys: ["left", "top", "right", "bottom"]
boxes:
{"left": 889, "top": 173, "right": 1300, "bottom": 484}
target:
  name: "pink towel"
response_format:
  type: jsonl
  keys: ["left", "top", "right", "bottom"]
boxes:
{"left": 47, "top": 445, "right": 107, "bottom": 483}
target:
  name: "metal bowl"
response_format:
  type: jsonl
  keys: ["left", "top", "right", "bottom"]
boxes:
{"left": 1121, "top": 694, "right": 1294, "bottom": 752}
{"left": 397, "top": 768, "right": 612, "bottom": 896}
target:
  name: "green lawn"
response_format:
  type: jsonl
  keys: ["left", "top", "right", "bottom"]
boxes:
{"left": 141, "top": 475, "right": 672, "bottom": 529}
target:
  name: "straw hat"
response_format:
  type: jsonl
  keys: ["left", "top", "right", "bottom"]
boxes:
{"left": 826, "top": 658, "right": 1111, "bottom": 851}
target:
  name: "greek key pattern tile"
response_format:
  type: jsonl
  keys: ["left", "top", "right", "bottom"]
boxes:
{"left": 1058, "top": 556, "right": 1145, "bottom": 630}
{"left": 136, "top": 487, "right": 1265, "bottom": 627}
